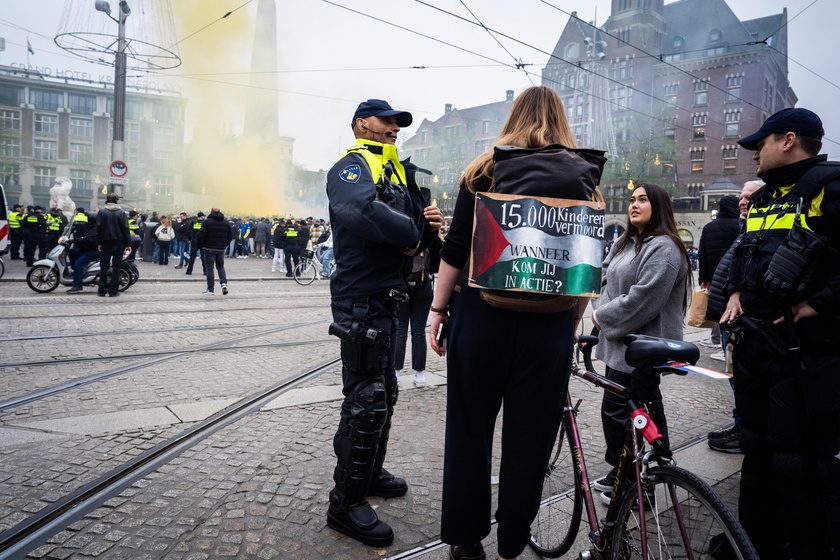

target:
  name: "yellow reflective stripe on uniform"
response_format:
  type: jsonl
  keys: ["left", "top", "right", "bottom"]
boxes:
{"left": 47, "top": 215, "right": 61, "bottom": 230}
{"left": 193, "top": 221, "right": 202, "bottom": 229}
{"left": 8, "top": 211, "right": 21, "bottom": 227}
{"left": 745, "top": 183, "right": 819, "bottom": 233}
{"left": 26, "top": 215, "right": 39, "bottom": 223}
{"left": 343, "top": 140, "right": 407, "bottom": 187}
{"left": 128, "top": 218, "right": 138, "bottom": 232}
{"left": 74, "top": 213, "right": 89, "bottom": 223}
{"left": 285, "top": 230, "right": 298, "bottom": 237}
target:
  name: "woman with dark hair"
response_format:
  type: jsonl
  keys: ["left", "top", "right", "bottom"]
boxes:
{"left": 429, "top": 86, "right": 603, "bottom": 560}
{"left": 590, "top": 182, "right": 692, "bottom": 503}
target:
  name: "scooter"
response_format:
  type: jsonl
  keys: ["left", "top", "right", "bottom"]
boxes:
{"left": 26, "top": 237, "right": 134, "bottom": 293}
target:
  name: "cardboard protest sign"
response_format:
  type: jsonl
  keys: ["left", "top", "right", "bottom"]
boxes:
{"left": 469, "top": 192, "right": 604, "bottom": 296}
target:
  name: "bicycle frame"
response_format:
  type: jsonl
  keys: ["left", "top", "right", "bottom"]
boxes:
{"left": 563, "top": 361, "right": 683, "bottom": 556}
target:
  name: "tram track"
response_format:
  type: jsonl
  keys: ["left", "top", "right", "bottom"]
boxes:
{"left": 0, "top": 320, "right": 330, "bottom": 412}
{"left": 0, "top": 356, "right": 342, "bottom": 560}
{"left": 0, "top": 321, "right": 286, "bottom": 342}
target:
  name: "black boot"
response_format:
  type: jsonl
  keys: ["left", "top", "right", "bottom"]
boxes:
{"left": 327, "top": 490, "right": 394, "bottom": 547}
{"left": 368, "top": 468, "right": 408, "bottom": 498}
{"left": 449, "top": 542, "right": 485, "bottom": 560}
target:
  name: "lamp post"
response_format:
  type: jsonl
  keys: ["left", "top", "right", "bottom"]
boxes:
{"left": 95, "top": 0, "right": 130, "bottom": 198}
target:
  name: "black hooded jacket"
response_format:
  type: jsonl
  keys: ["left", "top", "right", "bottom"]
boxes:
{"left": 698, "top": 195, "right": 740, "bottom": 285}
{"left": 196, "top": 210, "right": 233, "bottom": 251}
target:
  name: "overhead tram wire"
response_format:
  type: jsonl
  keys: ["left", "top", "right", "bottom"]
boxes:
{"left": 763, "top": 0, "right": 820, "bottom": 40}
{"left": 456, "top": 0, "right": 534, "bottom": 85}
{"left": 410, "top": 0, "right": 734, "bottom": 133}
{"left": 319, "top": 1, "right": 739, "bottom": 146}
{"left": 158, "top": 63, "right": 509, "bottom": 78}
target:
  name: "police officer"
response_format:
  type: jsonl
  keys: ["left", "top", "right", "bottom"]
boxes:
{"left": 46, "top": 207, "right": 68, "bottom": 251}
{"left": 721, "top": 108, "right": 840, "bottom": 559}
{"left": 22, "top": 205, "right": 47, "bottom": 266}
{"left": 283, "top": 219, "right": 301, "bottom": 276}
{"left": 324, "top": 99, "right": 442, "bottom": 546}
{"left": 185, "top": 211, "right": 205, "bottom": 275}
{"left": 127, "top": 210, "right": 141, "bottom": 261}
{"left": 8, "top": 204, "right": 23, "bottom": 260}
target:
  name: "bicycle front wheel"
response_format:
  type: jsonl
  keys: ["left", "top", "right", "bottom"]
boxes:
{"left": 611, "top": 464, "right": 757, "bottom": 560}
{"left": 528, "top": 418, "right": 582, "bottom": 558}
{"left": 293, "top": 260, "right": 317, "bottom": 286}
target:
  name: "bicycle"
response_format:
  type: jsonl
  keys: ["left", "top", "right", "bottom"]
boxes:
{"left": 529, "top": 334, "right": 757, "bottom": 560}
{"left": 293, "top": 244, "right": 334, "bottom": 286}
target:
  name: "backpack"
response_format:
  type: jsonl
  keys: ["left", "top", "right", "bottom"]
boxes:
{"left": 406, "top": 250, "right": 430, "bottom": 284}
{"left": 469, "top": 144, "right": 606, "bottom": 313}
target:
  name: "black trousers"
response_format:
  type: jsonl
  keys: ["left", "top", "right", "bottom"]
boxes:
{"left": 186, "top": 239, "right": 203, "bottom": 274}
{"left": 203, "top": 249, "right": 227, "bottom": 291}
{"left": 394, "top": 281, "right": 433, "bottom": 372}
{"left": 600, "top": 366, "right": 669, "bottom": 468}
{"left": 10, "top": 228, "right": 23, "bottom": 259}
{"left": 440, "top": 286, "right": 574, "bottom": 559}
{"left": 98, "top": 241, "right": 124, "bottom": 295}
{"left": 24, "top": 232, "right": 46, "bottom": 265}
{"left": 734, "top": 318, "right": 840, "bottom": 559}
{"left": 285, "top": 246, "right": 301, "bottom": 274}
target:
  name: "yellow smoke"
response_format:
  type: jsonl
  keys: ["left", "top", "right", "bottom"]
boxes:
{"left": 170, "top": 1, "right": 289, "bottom": 217}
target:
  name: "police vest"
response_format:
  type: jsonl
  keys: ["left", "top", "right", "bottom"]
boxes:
{"left": 344, "top": 141, "right": 407, "bottom": 188}
{"left": 47, "top": 214, "right": 62, "bottom": 231}
{"left": 193, "top": 220, "right": 203, "bottom": 230}
{"left": 26, "top": 215, "right": 40, "bottom": 224}
{"left": 128, "top": 218, "right": 138, "bottom": 233}
{"left": 74, "top": 213, "right": 89, "bottom": 224}
{"left": 8, "top": 211, "right": 22, "bottom": 228}
{"left": 285, "top": 228, "right": 299, "bottom": 238}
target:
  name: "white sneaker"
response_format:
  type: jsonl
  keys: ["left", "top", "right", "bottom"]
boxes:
{"left": 710, "top": 351, "right": 726, "bottom": 361}
{"left": 395, "top": 369, "right": 402, "bottom": 382}
{"left": 221, "top": 284, "right": 228, "bottom": 295}
{"left": 698, "top": 338, "right": 719, "bottom": 348}
{"left": 271, "top": 269, "right": 276, "bottom": 272}
{"left": 413, "top": 371, "right": 426, "bottom": 387}
{"left": 203, "top": 289, "right": 214, "bottom": 295}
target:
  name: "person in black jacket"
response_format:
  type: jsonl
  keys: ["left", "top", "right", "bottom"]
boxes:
{"left": 697, "top": 195, "right": 740, "bottom": 350}
{"left": 324, "top": 99, "right": 442, "bottom": 547}
{"left": 196, "top": 208, "right": 233, "bottom": 295}
{"left": 96, "top": 193, "right": 131, "bottom": 297}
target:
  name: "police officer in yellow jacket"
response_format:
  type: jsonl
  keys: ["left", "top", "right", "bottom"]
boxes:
{"left": 325, "top": 99, "right": 443, "bottom": 546}
{"left": 46, "top": 207, "right": 68, "bottom": 251}
{"left": 22, "top": 205, "right": 47, "bottom": 266}
{"left": 8, "top": 204, "right": 23, "bottom": 260}
{"left": 721, "top": 108, "right": 840, "bottom": 559}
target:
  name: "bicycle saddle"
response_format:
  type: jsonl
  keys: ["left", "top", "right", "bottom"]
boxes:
{"left": 622, "top": 334, "right": 699, "bottom": 369}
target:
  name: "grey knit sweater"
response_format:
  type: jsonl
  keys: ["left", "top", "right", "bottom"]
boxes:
{"left": 593, "top": 235, "right": 689, "bottom": 372}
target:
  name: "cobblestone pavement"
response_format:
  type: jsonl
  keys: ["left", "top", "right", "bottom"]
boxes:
{"left": 0, "top": 256, "right": 742, "bottom": 559}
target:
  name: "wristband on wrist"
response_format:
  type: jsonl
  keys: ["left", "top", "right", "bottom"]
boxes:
{"left": 430, "top": 305, "right": 450, "bottom": 313}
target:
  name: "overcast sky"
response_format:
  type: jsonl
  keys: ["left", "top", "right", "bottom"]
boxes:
{"left": 2, "top": 0, "right": 839, "bottom": 171}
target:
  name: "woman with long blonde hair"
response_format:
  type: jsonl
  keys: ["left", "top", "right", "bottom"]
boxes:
{"left": 429, "top": 86, "right": 604, "bottom": 560}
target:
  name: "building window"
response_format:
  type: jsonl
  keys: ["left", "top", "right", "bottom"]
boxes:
{"left": 709, "top": 28, "right": 722, "bottom": 43}
{"left": 70, "top": 169, "right": 92, "bottom": 192}
{"left": 673, "top": 36, "right": 684, "bottom": 49}
{"left": 705, "top": 45, "right": 728, "bottom": 56}
{"left": 664, "top": 83, "right": 678, "bottom": 104}
{"left": 662, "top": 161, "right": 675, "bottom": 178}
{"left": 153, "top": 103, "right": 179, "bottom": 124}
{"left": 421, "top": 130, "right": 427, "bottom": 143}
{"left": 0, "top": 109, "right": 20, "bottom": 130}
{"left": 34, "top": 166, "right": 56, "bottom": 187}
{"left": 617, "top": 28, "right": 630, "bottom": 45}
{"left": 690, "top": 148, "right": 705, "bottom": 173}
{"left": 153, "top": 176, "right": 174, "bottom": 197}
{"left": 125, "top": 144, "right": 140, "bottom": 163}
{"left": 34, "top": 139, "right": 57, "bottom": 160}
{"left": 0, "top": 85, "right": 24, "bottom": 107}
{"left": 70, "top": 117, "right": 93, "bottom": 137}
{"left": 0, "top": 163, "right": 20, "bottom": 185}
{"left": 722, "top": 146, "right": 739, "bottom": 173}
{"left": 693, "top": 79, "right": 710, "bottom": 106}
{"left": 663, "top": 115, "right": 677, "bottom": 139}
{"left": 565, "top": 43, "right": 579, "bottom": 59}
{"left": 70, "top": 143, "right": 93, "bottom": 163}
{"left": 764, "top": 78, "right": 774, "bottom": 109}
{"left": 0, "top": 136, "right": 21, "bottom": 157}
{"left": 126, "top": 122, "right": 140, "bottom": 143}
{"left": 618, "top": 0, "right": 631, "bottom": 11}
{"left": 726, "top": 74, "right": 743, "bottom": 103}
{"left": 153, "top": 150, "right": 174, "bottom": 170}
{"left": 663, "top": 53, "right": 683, "bottom": 62}
{"left": 68, "top": 94, "right": 96, "bottom": 115}
{"left": 724, "top": 110, "right": 741, "bottom": 137}
{"left": 482, "top": 120, "right": 490, "bottom": 134}
{"left": 30, "top": 90, "right": 63, "bottom": 111}
{"left": 613, "top": 57, "right": 633, "bottom": 80}
{"left": 155, "top": 126, "right": 175, "bottom": 147}
{"left": 692, "top": 113, "right": 707, "bottom": 140}
{"left": 610, "top": 86, "right": 632, "bottom": 110}
{"left": 126, "top": 99, "right": 144, "bottom": 120}
{"left": 34, "top": 114, "right": 58, "bottom": 134}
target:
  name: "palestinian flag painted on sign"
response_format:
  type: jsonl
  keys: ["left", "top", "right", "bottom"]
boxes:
{"left": 469, "top": 192, "right": 603, "bottom": 296}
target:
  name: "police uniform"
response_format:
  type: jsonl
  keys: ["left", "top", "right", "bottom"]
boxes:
{"left": 325, "top": 101, "right": 436, "bottom": 547}
{"left": 283, "top": 221, "right": 301, "bottom": 275}
{"left": 726, "top": 110, "right": 840, "bottom": 559}
{"left": 22, "top": 207, "right": 47, "bottom": 266}
{"left": 8, "top": 206, "right": 23, "bottom": 259}
{"left": 46, "top": 210, "right": 67, "bottom": 251}
{"left": 185, "top": 214, "right": 205, "bottom": 275}
{"left": 127, "top": 214, "right": 141, "bottom": 261}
